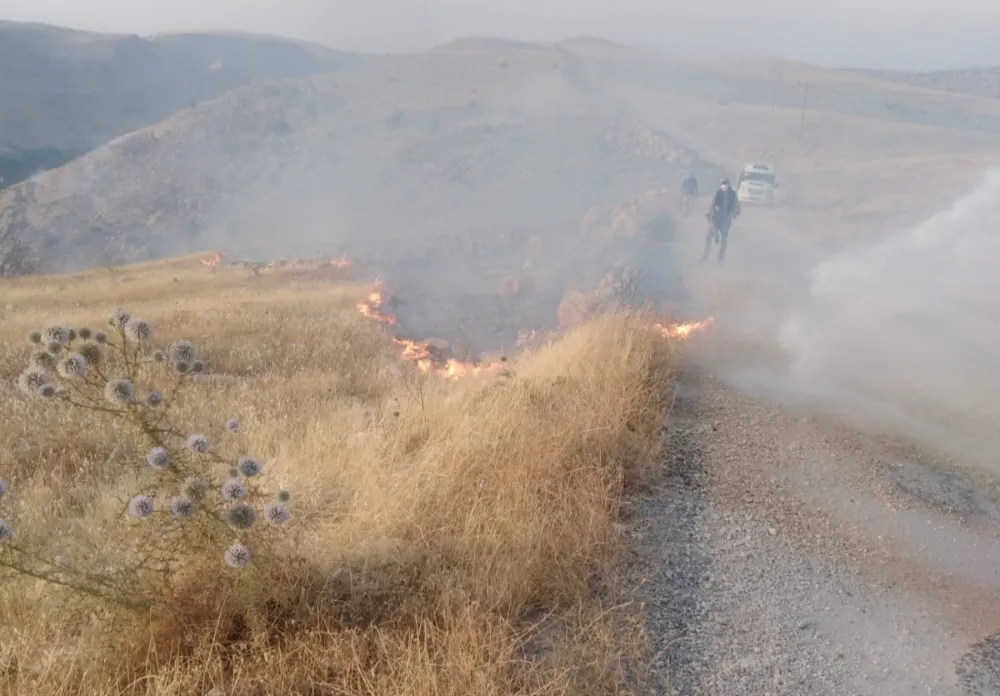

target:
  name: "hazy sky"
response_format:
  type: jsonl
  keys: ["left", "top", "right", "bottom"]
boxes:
{"left": 1, "top": 0, "right": 998, "bottom": 70}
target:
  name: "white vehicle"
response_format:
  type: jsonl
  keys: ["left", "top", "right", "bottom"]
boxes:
{"left": 737, "top": 163, "right": 778, "bottom": 206}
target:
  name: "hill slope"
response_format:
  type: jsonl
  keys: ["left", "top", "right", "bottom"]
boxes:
{"left": 0, "top": 43, "right": 712, "bottom": 278}
{"left": 5, "top": 35, "right": 1000, "bottom": 279}
{"left": 854, "top": 67, "right": 1000, "bottom": 101}
{"left": 0, "top": 21, "right": 365, "bottom": 185}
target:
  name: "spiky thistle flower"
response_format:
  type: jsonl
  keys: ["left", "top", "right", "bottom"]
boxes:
{"left": 104, "top": 378, "right": 135, "bottom": 406}
{"left": 225, "top": 418, "right": 240, "bottom": 432}
{"left": 167, "top": 340, "right": 197, "bottom": 364}
{"left": 173, "top": 361, "right": 191, "bottom": 374}
{"left": 45, "top": 341, "right": 63, "bottom": 355}
{"left": 145, "top": 446, "right": 170, "bottom": 469}
{"left": 168, "top": 496, "right": 195, "bottom": 519}
{"left": 181, "top": 476, "right": 210, "bottom": 503}
{"left": 36, "top": 384, "right": 56, "bottom": 398}
{"left": 77, "top": 342, "right": 104, "bottom": 366}
{"left": 0, "top": 478, "right": 8, "bottom": 498}
{"left": 125, "top": 318, "right": 153, "bottom": 342}
{"left": 225, "top": 503, "right": 257, "bottom": 531}
{"left": 108, "top": 310, "right": 131, "bottom": 331}
{"left": 237, "top": 456, "right": 263, "bottom": 477}
{"left": 93, "top": 332, "right": 108, "bottom": 344}
{"left": 29, "top": 350, "right": 56, "bottom": 371}
{"left": 152, "top": 350, "right": 166, "bottom": 363}
{"left": 126, "top": 494, "right": 154, "bottom": 519}
{"left": 276, "top": 490, "right": 291, "bottom": 503}
{"left": 221, "top": 478, "right": 248, "bottom": 502}
{"left": 186, "top": 434, "right": 210, "bottom": 454}
{"left": 57, "top": 353, "right": 88, "bottom": 379}
{"left": 0, "top": 519, "right": 12, "bottom": 542}
{"left": 28, "top": 331, "right": 42, "bottom": 345}
{"left": 223, "top": 542, "right": 251, "bottom": 569}
{"left": 77, "top": 327, "right": 92, "bottom": 340}
{"left": 191, "top": 360, "right": 205, "bottom": 374}
{"left": 17, "top": 368, "right": 49, "bottom": 396}
{"left": 146, "top": 391, "right": 163, "bottom": 407}
{"left": 263, "top": 501, "right": 292, "bottom": 526}
{"left": 43, "top": 326, "right": 71, "bottom": 345}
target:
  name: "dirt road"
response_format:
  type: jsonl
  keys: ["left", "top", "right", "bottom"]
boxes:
{"left": 625, "top": 207, "right": 1000, "bottom": 694}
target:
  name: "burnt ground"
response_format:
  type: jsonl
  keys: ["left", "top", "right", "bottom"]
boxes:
{"left": 342, "top": 217, "right": 690, "bottom": 356}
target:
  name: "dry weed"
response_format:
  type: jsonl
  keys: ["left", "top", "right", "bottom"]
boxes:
{"left": 0, "top": 256, "right": 675, "bottom": 695}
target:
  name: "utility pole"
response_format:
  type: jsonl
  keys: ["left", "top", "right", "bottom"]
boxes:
{"left": 798, "top": 81, "right": 810, "bottom": 144}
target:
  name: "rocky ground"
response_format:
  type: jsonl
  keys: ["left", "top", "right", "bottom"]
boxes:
{"left": 621, "top": 206, "right": 1000, "bottom": 695}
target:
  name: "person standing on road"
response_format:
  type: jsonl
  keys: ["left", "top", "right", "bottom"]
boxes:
{"left": 680, "top": 173, "right": 699, "bottom": 215}
{"left": 700, "top": 178, "right": 741, "bottom": 264}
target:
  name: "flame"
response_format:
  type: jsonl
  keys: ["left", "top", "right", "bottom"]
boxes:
{"left": 392, "top": 337, "right": 431, "bottom": 362}
{"left": 441, "top": 358, "right": 506, "bottom": 380}
{"left": 354, "top": 274, "right": 713, "bottom": 382}
{"left": 652, "top": 316, "right": 715, "bottom": 339}
{"left": 354, "top": 278, "right": 507, "bottom": 379}
{"left": 201, "top": 252, "right": 223, "bottom": 268}
{"left": 355, "top": 279, "right": 397, "bottom": 325}
{"left": 330, "top": 255, "right": 351, "bottom": 268}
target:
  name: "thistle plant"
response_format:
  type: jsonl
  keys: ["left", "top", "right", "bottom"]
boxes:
{"left": 2, "top": 310, "right": 294, "bottom": 612}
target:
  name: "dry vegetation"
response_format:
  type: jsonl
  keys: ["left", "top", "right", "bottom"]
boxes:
{"left": 0, "top": 254, "right": 677, "bottom": 695}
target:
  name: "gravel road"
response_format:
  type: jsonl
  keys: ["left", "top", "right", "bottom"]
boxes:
{"left": 623, "top": 208, "right": 1000, "bottom": 694}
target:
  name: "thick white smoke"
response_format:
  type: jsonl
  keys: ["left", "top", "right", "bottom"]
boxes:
{"left": 779, "top": 168, "right": 1000, "bottom": 465}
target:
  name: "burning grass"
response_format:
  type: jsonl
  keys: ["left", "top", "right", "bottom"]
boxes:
{"left": 0, "top": 254, "right": 683, "bottom": 695}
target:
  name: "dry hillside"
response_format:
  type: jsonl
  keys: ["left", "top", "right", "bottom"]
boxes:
{"left": 4, "top": 34, "right": 1000, "bottom": 282}
{"left": 0, "top": 21, "right": 365, "bottom": 186}
{"left": 0, "top": 42, "right": 714, "bottom": 281}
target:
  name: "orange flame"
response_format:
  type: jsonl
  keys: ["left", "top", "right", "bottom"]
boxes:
{"left": 355, "top": 279, "right": 397, "bottom": 325}
{"left": 392, "top": 337, "right": 431, "bottom": 362}
{"left": 440, "top": 358, "right": 506, "bottom": 380}
{"left": 354, "top": 279, "right": 507, "bottom": 379}
{"left": 201, "top": 252, "right": 223, "bottom": 268}
{"left": 330, "top": 255, "right": 352, "bottom": 268}
{"left": 355, "top": 278, "right": 712, "bottom": 382}
{"left": 651, "top": 316, "right": 715, "bottom": 339}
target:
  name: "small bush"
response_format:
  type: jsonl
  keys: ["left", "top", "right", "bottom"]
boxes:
{"left": 2, "top": 309, "right": 292, "bottom": 613}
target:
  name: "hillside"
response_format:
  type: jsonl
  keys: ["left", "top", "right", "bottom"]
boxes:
{"left": 0, "top": 43, "right": 713, "bottom": 278}
{"left": 5, "top": 34, "right": 1000, "bottom": 281}
{"left": 0, "top": 21, "right": 365, "bottom": 186}
{"left": 855, "top": 67, "right": 1000, "bottom": 101}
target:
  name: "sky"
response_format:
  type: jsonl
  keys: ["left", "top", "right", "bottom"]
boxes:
{"left": 1, "top": 0, "right": 998, "bottom": 71}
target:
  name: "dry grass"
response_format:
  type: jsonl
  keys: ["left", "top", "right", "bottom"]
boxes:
{"left": 0, "top": 254, "right": 677, "bottom": 695}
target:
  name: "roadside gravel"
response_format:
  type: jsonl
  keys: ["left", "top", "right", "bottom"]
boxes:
{"left": 623, "top": 364, "right": 1000, "bottom": 695}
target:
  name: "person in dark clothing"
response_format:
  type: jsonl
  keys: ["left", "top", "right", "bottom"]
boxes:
{"left": 700, "top": 178, "right": 741, "bottom": 264}
{"left": 680, "top": 173, "right": 699, "bottom": 215}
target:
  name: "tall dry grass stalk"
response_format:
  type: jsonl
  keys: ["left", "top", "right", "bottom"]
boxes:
{"left": 0, "top": 256, "right": 676, "bottom": 695}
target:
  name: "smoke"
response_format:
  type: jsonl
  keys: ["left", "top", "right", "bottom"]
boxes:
{"left": 778, "top": 168, "right": 1000, "bottom": 466}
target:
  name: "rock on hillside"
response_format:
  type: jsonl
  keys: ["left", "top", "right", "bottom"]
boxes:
{"left": 0, "top": 21, "right": 365, "bottom": 186}
{"left": 0, "top": 44, "right": 705, "bottom": 276}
